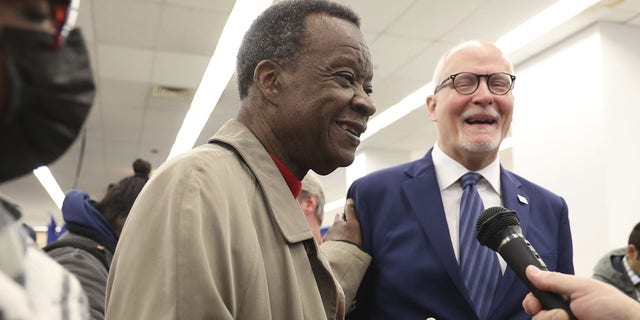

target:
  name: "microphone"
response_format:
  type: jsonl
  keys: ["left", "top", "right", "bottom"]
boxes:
{"left": 475, "top": 206, "right": 576, "bottom": 320}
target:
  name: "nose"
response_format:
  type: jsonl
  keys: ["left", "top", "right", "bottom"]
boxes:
{"left": 472, "top": 78, "right": 494, "bottom": 105}
{"left": 352, "top": 88, "right": 376, "bottom": 117}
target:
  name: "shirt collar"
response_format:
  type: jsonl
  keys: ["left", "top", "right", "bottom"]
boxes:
{"left": 269, "top": 154, "right": 302, "bottom": 199}
{"left": 432, "top": 143, "right": 501, "bottom": 194}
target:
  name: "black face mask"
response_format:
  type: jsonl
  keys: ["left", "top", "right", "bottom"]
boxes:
{"left": 0, "top": 27, "right": 95, "bottom": 183}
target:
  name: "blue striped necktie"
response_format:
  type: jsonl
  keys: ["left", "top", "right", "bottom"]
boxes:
{"left": 459, "top": 172, "right": 500, "bottom": 319}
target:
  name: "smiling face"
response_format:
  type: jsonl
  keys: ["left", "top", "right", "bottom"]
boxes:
{"left": 265, "top": 13, "right": 375, "bottom": 176}
{"left": 426, "top": 41, "right": 514, "bottom": 170}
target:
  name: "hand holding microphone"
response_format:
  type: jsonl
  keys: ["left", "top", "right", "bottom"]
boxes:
{"left": 475, "top": 207, "right": 577, "bottom": 320}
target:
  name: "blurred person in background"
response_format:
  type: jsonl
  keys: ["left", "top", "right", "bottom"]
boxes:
{"left": 298, "top": 171, "right": 326, "bottom": 244}
{"left": 45, "top": 159, "right": 152, "bottom": 320}
{"left": 0, "top": 0, "right": 96, "bottom": 318}
{"left": 592, "top": 221, "right": 640, "bottom": 301}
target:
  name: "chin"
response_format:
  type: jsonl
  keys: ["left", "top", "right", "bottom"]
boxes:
{"left": 462, "top": 138, "right": 500, "bottom": 153}
{"left": 315, "top": 155, "right": 354, "bottom": 175}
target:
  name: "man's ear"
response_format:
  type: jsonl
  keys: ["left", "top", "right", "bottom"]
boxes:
{"left": 627, "top": 244, "right": 639, "bottom": 260}
{"left": 253, "top": 60, "right": 283, "bottom": 105}
{"left": 426, "top": 94, "right": 438, "bottom": 121}
{"left": 299, "top": 195, "right": 318, "bottom": 216}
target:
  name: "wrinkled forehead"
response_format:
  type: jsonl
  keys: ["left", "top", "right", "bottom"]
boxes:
{"left": 302, "top": 13, "right": 373, "bottom": 77}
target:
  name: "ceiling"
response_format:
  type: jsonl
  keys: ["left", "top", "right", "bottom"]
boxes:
{"left": 2, "top": 0, "right": 640, "bottom": 227}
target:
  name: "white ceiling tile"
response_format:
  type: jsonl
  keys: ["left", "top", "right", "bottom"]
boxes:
{"left": 386, "top": 0, "right": 482, "bottom": 40}
{"left": 611, "top": 0, "right": 640, "bottom": 11}
{"left": 338, "top": 0, "right": 415, "bottom": 34}
{"left": 156, "top": 5, "right": 228, "bottom": 55}
{"left": 594, "top": 5, "right": 640, "bottom": 23}
{"left": 142, "top": 109, "right": 186, "bottom": 132}
{"left": 102, "top": 105, "right": 145, "bottom": 130}
{"left": 93, "top": 0, "right": 162, "bottom": 48}
{"left": 139, "top": 108, "right": 185, "bottom": 161}
{"left": 103, "top": 143, "right": 142, "bottom": 173}
{"left": 151, "top": 51, "right": 210, "bottom": 88}
{"left": 165, "top": 0, "right": 234, "bottom": 11}
{"left": 147, "top": 96, "right": 192, "bottom": 112}
{"left": 370, "top": 35, "right": 428, "bottom": 77}
{"left": 97, "top": 45, "right": 154, "bottom": 82}
{"left": 442, "top": 0, "right": 558, "bottom": 43}
{"left": 98, "top": 79, "right": 150, "bottom": 108}
{"left": 394, "top": 41, "right": 452, "bottom": 81}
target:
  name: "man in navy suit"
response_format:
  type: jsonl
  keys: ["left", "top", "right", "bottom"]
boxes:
{"left": 346, "top": 40, "right": 574, "bottom": 320}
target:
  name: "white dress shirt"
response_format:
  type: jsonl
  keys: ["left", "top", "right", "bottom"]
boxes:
{"left": 431, "top": 144, "right": 507, "bottom": 273}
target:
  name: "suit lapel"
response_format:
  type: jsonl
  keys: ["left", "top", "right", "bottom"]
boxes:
{"left": 401, "top": 150, "right": 473, "bottom": 306}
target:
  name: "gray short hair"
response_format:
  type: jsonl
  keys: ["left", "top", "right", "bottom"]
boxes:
{"left": 299, "top": 171, "right": 325, "bottom": 223}
{"left": 236, "top": 0, "right": 361, "bottom": 99}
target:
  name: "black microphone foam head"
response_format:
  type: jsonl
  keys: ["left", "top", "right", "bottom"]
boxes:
{"left": 475, "top": 206, "right": 521, "bottom": 251}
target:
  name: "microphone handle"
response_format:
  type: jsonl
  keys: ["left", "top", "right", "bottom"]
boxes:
{"left": 498, "top": 235, "right": 577, "bottom": 320}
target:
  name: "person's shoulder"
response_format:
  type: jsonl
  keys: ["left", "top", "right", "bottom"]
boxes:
{"left": 503, "top": 169, "right": 563, "bottom": 199}
{"left": 153, "top": 143, "right": 242, "bottom": 179}
{"left": 45, "top": 233, "right": 111, "bottom": 271}
{"left": 355, "top": 159, "right": 422, "bottom": 184}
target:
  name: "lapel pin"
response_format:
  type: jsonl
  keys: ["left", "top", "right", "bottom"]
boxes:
{"left": 517, "top": 194, "right": 528, "bottom": 205}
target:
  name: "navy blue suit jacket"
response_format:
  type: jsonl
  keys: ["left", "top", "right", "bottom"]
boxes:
{"left": 347, "top": 149, "right": 574, "bottom": 320}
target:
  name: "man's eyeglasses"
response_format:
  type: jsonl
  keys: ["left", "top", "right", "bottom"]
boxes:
{"left": 433, "top": 72, "right": 516, "bottom": 96}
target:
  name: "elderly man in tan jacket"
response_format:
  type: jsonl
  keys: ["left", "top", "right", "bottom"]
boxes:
{"left": 105, "top": 0, "right": 375, "bottom": 319}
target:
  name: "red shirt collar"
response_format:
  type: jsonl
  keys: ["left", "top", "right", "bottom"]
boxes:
{"left": 269, "top": 154, "right": 302, "bottom": 198}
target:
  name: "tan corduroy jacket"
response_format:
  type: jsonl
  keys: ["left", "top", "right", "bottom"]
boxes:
{"left": 105, "top": 120, "right": 371, "bottom": 319}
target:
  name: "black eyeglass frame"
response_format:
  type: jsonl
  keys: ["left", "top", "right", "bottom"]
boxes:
{"left": 433, "top": 72, "right": 516, "bottom": 96}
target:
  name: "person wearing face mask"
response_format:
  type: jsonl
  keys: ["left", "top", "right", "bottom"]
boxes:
{"left": 0, "top": 0, "right": 94, "bottom": 181}
{"left": 346, "top": 40, "right": 574, "bottom": 320}
{"left": 0, "top": 0, "right": 96, "bottom": 319}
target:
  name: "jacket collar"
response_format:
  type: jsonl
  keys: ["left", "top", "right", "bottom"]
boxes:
{"left": 209, "top": 120, "right": 313, "bottom": 244}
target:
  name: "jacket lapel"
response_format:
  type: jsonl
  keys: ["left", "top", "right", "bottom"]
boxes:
{"left": 402, "top": 149, "right": 473, "bottom": 306}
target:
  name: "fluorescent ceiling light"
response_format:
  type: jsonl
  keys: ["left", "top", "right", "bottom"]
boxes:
{"left": 167, "top": 0, "right": 272, "bottom": 160}
{"left": 33, "top": 166, "right": 65, "bottom": 209}
{"left": 361, "top": 0, "right": 599, "bottom": 143}
{"left": 495, "top": 0, "right": 601, "bottom": 56}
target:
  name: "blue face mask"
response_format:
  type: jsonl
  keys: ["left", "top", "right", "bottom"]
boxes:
{"left": 0, "top": 26, "right": 95, "bottom": 182}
